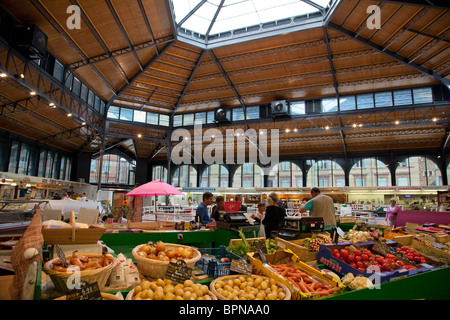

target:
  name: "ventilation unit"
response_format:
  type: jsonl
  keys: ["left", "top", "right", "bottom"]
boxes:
{"left": 12, "top": 24, "right": 48, "bottom": 59}
{"left": 271, "top": 100, "right": 289, "bottom": 117}
{"left": 214, "top": 107, "right": 231, "bottom": 123}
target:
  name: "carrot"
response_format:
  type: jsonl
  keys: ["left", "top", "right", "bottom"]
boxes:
{"left": 298, "top": 281, "right": 310, "bottom": 293}
{"left": 281, "top": 267, "right": 290, "bottom": 277}
{"left": 310, "top": 281, "right": 318, "bottom": 290}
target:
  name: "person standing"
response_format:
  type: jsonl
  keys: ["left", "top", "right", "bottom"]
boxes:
{"left": 211, "top": 196, "right": 224, "bottom": 221}
{"left": 235, "top": 194, "right": 247, "bottom": 212}
{"left": 299, "top": 187, "right": 337, "bottom": 230}
{"left": 262, "top": 192, "right": 286, "bottom": 238}
{"left": 195, "top": 191, "right": 213, "bottom": 225}
{"left": 386, "top": 197, "right": 401, "bottom": 228}
{"left": 251, "top": 202, "right": 266, "bottom": 223}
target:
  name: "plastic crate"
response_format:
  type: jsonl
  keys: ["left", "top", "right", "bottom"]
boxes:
{"left": 195, "top": 245, "right": 242, "bottom": 278}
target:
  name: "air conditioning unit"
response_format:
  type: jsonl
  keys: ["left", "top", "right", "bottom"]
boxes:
{"left": 12, "top": 24, "right": 48, "bottom": 59}
{"left": 271, "top": 100, "right": 289, "bottom": 117}
{"left": 305, "top": 100, "right": 322, "bottom": 114}
{"left": 214, "top": 107, "right": 231, "bottom": 123}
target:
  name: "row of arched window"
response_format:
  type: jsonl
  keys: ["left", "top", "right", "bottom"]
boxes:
{"left": 152, "top": 156, "right": 445, "bottom": 188}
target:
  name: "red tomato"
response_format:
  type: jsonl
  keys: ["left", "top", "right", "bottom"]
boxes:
{"left": 340, "top": 249, "right": 349, "bottom": 259}
{"left": 353, "top": 249, "right": 361, "bottom": 256}
{"left": 381, "top": 263, "right": 391, "bottom": 271}
{"left": 334, "top": 253, "right": 341, "bottom": 260}
{"left": 396, "top": 261, "right": 405, "bottom": 267}
{"left": 400, "top": 246, "right": 408, "bottom": 251}
{"left": 332, "top": 249, "right": 338, "bottom": 257}
{"left": 356, "top": 261, "right": 364, "bottom": 269}
{"left": 395, "top": 248, "right": 402, "bottom": 252}
{"left": 347, "top": 254, "right": 355, "bottom": 263}
{"left": 420, "top": 258, "right": 426, "bottom": 264}
{"left": 350, "top": 263, "right": 357, "bottom": 269}
{"left": 385, "top": 254, "right": 395, "bottom": 259}
{"left": 361, "top": 254, "right": 369, "bottom": 261}
{"left": 354, "top": 255, "right": 362, "bottom": 263}
{"left": 413, "top": 256, "right": 422, "bottom": 263}
{"left": 357, "top": 267, "right": 366, "bottom": 273}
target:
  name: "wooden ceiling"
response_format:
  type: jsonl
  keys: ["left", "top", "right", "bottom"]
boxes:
{"left": 0, "top": 0, "right": 449, "bottom": 161}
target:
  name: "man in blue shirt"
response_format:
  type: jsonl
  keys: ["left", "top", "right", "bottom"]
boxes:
{"left": 195, "top": 191, "right": 214, "bottom": 225}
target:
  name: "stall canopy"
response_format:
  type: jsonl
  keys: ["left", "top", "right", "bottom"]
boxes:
{"left": 126, "top": 181, "right": 185, "bottom": 214}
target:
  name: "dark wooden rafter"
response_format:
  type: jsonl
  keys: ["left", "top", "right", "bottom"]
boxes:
{"left": 104, "top": 0, "right": 143, "bottom": 70}
{"left": 171, "top": 50, "right": 206, "bottom": 118}
{"left": 136, "top": 0, "right": 159, "bottom": 55}
{"left": 375, "top": 0, "right": 450, "bottom": 10}
{"left": 28, "top": 0, "right": 117, "bottom": 95}
{"left": 68, "top": 0, "right": 130, "bottom": 83}
{"left": 106, "top": 41, "right": 176, "bottom": 108}
{"left": 209, "top": 49, "right": 247, "bottom": 118}
{"left": 328, "top": 22, "right": 450, "bottom": 87}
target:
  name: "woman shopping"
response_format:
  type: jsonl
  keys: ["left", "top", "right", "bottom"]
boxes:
{"left": 386, "top": 197, "right": 401, "bottom": 228}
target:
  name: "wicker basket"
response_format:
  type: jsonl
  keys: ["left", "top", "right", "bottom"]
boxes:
{"left": 132, "top": 243, "right": 201, "bottom": 279}
{"left": 125, "top": 287, "right": 217, "bottom": 300}
{"left": 210, "top": 275, "right": 291, "bottom": 300}
{"left": 43, "top": 254, "right": 117, "bottom": 294}
{"left": 55, "top": 293, "right": 122, "bottom": 300}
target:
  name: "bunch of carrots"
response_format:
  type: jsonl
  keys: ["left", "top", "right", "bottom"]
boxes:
{"left": 269, "top": 264, "right": 339, "bottom": 297}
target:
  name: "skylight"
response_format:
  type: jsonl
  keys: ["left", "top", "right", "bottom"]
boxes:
{"left": 170, "top": 0, "right": 333, "bottom": 49}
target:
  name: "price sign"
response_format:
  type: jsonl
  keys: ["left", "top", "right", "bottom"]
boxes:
{"left": 55, "top": 244, "right": 67, "bottom": 268}
{"left": 165, "top": 260, "right": 192, "bottom": 283}
{"left": 250, "top": 239, "right": 267, "bottom": 254}
{"left": 66, "top": 282, "right": 102, "bottom": 300}
{"left": 230, "top": 259, "right": 253, "bottom": 275}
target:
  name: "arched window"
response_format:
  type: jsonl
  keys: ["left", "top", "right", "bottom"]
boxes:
{"left": 267, "top": 161, "right": 303, "bottom": 187}
{"left": 232, "top": 163, "right": 264, "bottom": 188}
{"left": 200, "top": 164, "right": 229, "bottom": 188}
{"left": 306, "top": 159, "right": 345, "bottom": 187}
{"left": 172, "top": 165, "right": 198, "bottom": 187}
{"left": 395, "top": 156, "right": 442, "bottom": 186}
{"left": 152, "top": 165, "right": 168, "bottom": 183}
{"left": 90, "top": 153, "right": 136, "bottom": 185}
{"left": 349, "top": 158, "right": 391, "bottom": 187}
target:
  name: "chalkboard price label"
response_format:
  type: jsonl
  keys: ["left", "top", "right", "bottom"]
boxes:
{"left": 230, "top": 259, "right": 253, "bottom": 275}
{"left": 250, "top": 239, "right": 267, "bottom": 254}
{"left": 66, "top": 282, "right": 102, "bottom": 300}
{"left": 165, "top": 260, "right": 192, "bottom": 283}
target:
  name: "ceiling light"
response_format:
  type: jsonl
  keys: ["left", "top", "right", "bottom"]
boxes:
{"left": 81, "top": 121, "right": 86, "bottom": 126}
{"left": 0, "top": 73, "right": 7, "bottom": 78}
{"left": 20, "top": 74, "right": 24, "bottom": 79}
{"left": 432, "top": 118, "right": 437, "bottom": 122}
{"left": 293, "top": 128, "right": 298, "bottom": 132}
{"left": 325, "top": 126, "right": 329, "bottom": 130}
{"left": 285, "top": 129, "right": 290, "bottom": 133}
{"left": 30, "top": 91, "right": 36, "bottom": 96}
{"left": 137, "top": 134, "right": 142, "bottom": 138}
{"left": 358, "top": 124, "right": 362, "bottom": 127}
{"left": 395, "top": 120, "right": 400, "bottom": 125}
{"left": 67, "top": 113, "right": 72, "bottom": 117}
{"left": 352, "top": 124, "right": 357, "bottom": 128}
{"left": 49, "top": 102, "right": 54, "bottom": 107}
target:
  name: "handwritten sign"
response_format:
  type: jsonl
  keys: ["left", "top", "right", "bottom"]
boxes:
{"left": 165, "top": 260, "right": 192, "bottom": 283}
{"left": 230, "top": 259, "right": 253, "bottom": 275}
{"left": 250, "top": 239, "right": 267, "bottom": 254}
{"left": 66, "top": 282, "right": 102, "bottom": 300}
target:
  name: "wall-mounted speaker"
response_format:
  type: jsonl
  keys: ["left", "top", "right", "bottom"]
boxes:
{"left": 271, "top": 100, "right": 289, "bottom": 117}
{"left": 214, "top": 107, "right": 231, "bottom": 123}
{"left": 12, "top": 24, "right": 48, "bottom": 59}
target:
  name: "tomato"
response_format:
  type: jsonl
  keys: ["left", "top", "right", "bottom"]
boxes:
{"left": 396, "top": 260, "right": 405, "bottom": 267}
{"left": 381, "top": 263, "right": 391, "bottom": 271}
{"left": 356, "top": 261, "right": 364, "bottom": 269}
{"left": 350, "top": 263, "right": 357, "bottom": 269}
{"left": 376, "top": 257, "right": 385, "bottom": 265}
{"left": 334, "top": 253, "right": 341, "bottom": 260}
{"left": 354, "top": 255, "right": 362, "bottom": 263}
{"left": 395, "top": 248, "right": 402, "bottom": 252}
{"left": 385, "top": 254, "right": 395, "bottom": 260}
{"left": 413, "top": 256, "right": 422, "bottom": 263}
{"left": 353, "top": 249, "right": 361, "bottom": 256}
{"left": 400, "top": 246, "right": 408, "bottom": 251}
{"left": 347, "top": 254, "right": 355, "bottom": 263}
{"left": 406, "top": 249, "right": 415, "bottom": 254}
{"left": 332, "top": 249, "right": 338, "bottom": 257}
{"left": 362, "top": 249, "right": 372, "bottom": 256}
{"left": 363, "top": 261, "right": 370, "bottom": 269}
{"left": 420, "top": 257, "right": 426, "bottom": 264}
{"left": 357, "top": 267, "right": 366, "bottom": 273}
{"left": 340, "top": 249, "right": 349, "bottom": 259}
{"left": 361, "top": 254, "right": 369, "bottom": 261}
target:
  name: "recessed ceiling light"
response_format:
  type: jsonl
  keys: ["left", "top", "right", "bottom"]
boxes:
{"left": 30, "top": 91, "right": 36, "bottom": 96}
{"left": 67, "top": 113, "right": 72, "bottom": 117}
{"left": 325, "top": 126, "right": 329, "bottom": 130}
{"left": 432, "top": 118, "right": 437, "bottom": 122}
{"left": 0, "top": 73, "right": 7, "bottom": 78}
{"left": 395, "top": 120, "right": 400, "bottom": 125}
{"left": 81, "top": 121, "right": 86, "bottom": 125}
{"left": 358, "top": 124, "right": 362, "bottom": 127}
{"left": 137, "top": 134, "right": 142, "bottom": 138}
{"left": 20, "top": 74, "right": 24, "bottom": 79}
{"left": 49, "top": 102, "right": 54, "bottom": 107}
{"left": 352, "top": 124, "right": 357, "bottom": 128}
{"left": 285, "top": 129, "right": 290, "bottom": 133}
{"left": 293, "top": 128, "right": 298, "bottom": 132}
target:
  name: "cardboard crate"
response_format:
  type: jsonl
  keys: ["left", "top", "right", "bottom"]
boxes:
{"left": 248, "top": 249, "right": 345, "bottom": 300}
{"left": 316, "top": 241, "right": 433, "bottom": 284}
{"left": 274, "top": 237, "right": 317, "bottom": 262}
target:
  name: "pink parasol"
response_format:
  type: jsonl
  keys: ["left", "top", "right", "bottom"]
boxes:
{"left": 126, "top": 181, "right": 184, "bottom": 217}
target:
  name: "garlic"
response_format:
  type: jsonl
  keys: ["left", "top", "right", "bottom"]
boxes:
{"left": 23, "top": 247, "right": 39, "bottom": 260}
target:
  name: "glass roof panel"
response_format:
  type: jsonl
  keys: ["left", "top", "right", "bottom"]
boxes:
{"left": 171, "top": 0, "right": 333, "bottom": 47}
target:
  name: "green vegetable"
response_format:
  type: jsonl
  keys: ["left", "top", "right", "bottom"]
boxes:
{"left": 265, "top": 238, "right": 278, "bottom": 254}
{"left": 226, "top": 241, "right": 251, "bottom": 258}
